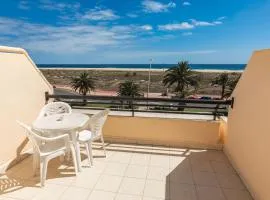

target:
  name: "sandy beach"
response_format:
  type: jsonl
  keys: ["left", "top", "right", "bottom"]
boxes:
{"left": 40, "top": 68, "right": 242, "bottom": 97}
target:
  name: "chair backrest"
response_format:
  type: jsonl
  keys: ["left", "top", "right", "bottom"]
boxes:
{"left": 16, "top": 121, "right": 42, "bottom": 154}
{"left": 90, "top": 109, "right": 109, "bottom": 137}
{"left": 38, "top": 102, "right": 72, "bottom": 119}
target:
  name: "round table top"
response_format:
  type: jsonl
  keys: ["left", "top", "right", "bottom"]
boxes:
{"left": 32, "top": 113, "right": 89, "bottom": 132}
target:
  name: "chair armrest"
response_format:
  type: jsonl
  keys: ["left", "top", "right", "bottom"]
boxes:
{"left": 43, "top": 134, "right": 70, "bottom": 142}
{"left": 33, "top": 132, "right": 70, "bottom": 142}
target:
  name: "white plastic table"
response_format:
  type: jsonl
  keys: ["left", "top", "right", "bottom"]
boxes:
{"left": 32, "top": 113, "right": 90, "bottom": 172}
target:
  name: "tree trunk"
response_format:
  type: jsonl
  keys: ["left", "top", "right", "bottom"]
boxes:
{"left": 221, "top": 85, "right": 225, "bottom": 99}
{"left": 83, "top": 93, "right": 87, "bottom": 106}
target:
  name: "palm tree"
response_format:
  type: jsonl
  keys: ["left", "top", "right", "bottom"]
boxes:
{"left": 71, "top": 72, "right": 95, "bottom": 103}
{"left": 212, "top": 73, "right": 230, "bottom": 99}
{"left": 163, "top": 61, "right": 199, "bottom": 98}
{"left": 118, "top": 81, "right": 142, "bottom": 97}
{"left": 118, "top": 81, "right": 142, "bottom": 109}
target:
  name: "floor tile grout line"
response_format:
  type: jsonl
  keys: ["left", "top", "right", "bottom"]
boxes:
{"left": 57, "top": 184, "right": 73, "bottom": 200}
{"left": 166, "top": 147, "right": 175, "bottom": 200}
{"left": 113, "top": 149, "right": 134, "bottom": 200}
{"left": 80, "top": 149, "right": 115, "bottom": 200}
{"left": 141, "top": 145, "right": 153, "bottom": 198}
{"left": 169, "top": 146, "right": 198, "bottom": 199}
{"left": 188, "top": 149, "right": 200, "bottom": 200}
{"left": 190, "top": 151, "right": 240, "bottom": 200}
{"left": 87, "top": 165, "right": 113, "bottom": 196}
{"left": 220, "top": 187, "right": 229, "bottom": 200}
{"left": 142, "top": 145, "right": 175, "bottom": 199}
{"left": 2, "top": 195, "right": 28, "bottom": 200}
{"left": 214, "top": 161, "right": 237, "bottom": 200}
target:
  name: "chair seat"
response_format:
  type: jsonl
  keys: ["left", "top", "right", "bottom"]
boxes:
{"left": 39, "top": 141, "right": 67, "bottom": 156}
{"left": 78, "top": 130, "right": 92, "bottom": 142}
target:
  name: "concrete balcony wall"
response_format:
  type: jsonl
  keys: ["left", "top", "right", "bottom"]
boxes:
{"left": 224, "top": 49, "right": 270, "bottom": 200}
{"left": 103, "top": 116, "right": 222, "bottom": 149}
{"left": 0, "top": 46, "right": 52, "bottom": 172}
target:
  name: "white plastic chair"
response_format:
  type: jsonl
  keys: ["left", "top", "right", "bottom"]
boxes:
{"left": 77, "top": 109, "right": 109, "bottom": 166}
{"left": 17, "top": 121, "right": 77, "bottom": 187}
{"left": 37, "top": 102, "right": 72, "bottom": 119}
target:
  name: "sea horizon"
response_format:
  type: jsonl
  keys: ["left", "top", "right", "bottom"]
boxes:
{"left": 38, "top": 64, "right": 246, "bottom": 71}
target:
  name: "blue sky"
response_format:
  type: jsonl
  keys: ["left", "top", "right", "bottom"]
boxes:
{"left": 0, "top": 0, "right": 270, "bottom": 64}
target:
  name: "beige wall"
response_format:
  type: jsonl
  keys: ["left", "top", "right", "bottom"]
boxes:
{"left": 219, "top": 117, "right": 228, "bottom": 144}
{"left": 103, "top": 116, "right": 222, "bottom": 149}
{"left": 224, "top": 49, "right": 270, "bottom": 200}
{"left": 0, "top": 46, "right": 52, "bottom": 171}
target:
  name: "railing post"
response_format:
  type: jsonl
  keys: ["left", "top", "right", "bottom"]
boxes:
{"left": 131, "top": 97, "right": 135, "bottom": 117}
{"left": 230, "top": 97, "right": 234, "bottom": 109}
{"left": 213, "top": 111, "right": 216, "bottom": 120}
{"left": 213, "top": 104, "right": 219, "bottom": 120}
{"left": 45, "top": 91, "right": 49, "bottom": 104}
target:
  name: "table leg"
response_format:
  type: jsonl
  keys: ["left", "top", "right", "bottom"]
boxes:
{"left": 71, "top": 132, "right": 82, "bottom": 172}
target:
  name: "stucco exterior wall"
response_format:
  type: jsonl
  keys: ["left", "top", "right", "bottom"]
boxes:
{"left": 103, "top": 116, "right": 222, "bottom": 149}
{"left": 224, "top": 49, "right": 270, "bottom": 200}
{"left": 0, "top": 46, "right": 52, "bottom": 171}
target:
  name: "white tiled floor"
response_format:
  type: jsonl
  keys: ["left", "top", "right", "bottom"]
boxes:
{"left": 0, "top": 143, "right": 253, "bottom": 200}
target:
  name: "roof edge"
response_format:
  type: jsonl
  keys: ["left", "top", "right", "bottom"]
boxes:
{"left": 0, "top": 46, "right": 53, "bottom": 91}
{"left": 253, "top": 48, "right": 270, "bottom": 53}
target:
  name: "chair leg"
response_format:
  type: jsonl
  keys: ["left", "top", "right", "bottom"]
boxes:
{"left": 33, "top": 153, "right": 39, "bottom": 176}
{"left": 70, "top": 146, "right": 78, "bottom": 175}
{"left": 66, "top": 150, "right": 71, "bottom": 162}
{"left": 101, "top": 136, "right": 106, "bottom": 157}
{"left": 85, "top": 143, "right": 92, "bottom": 167}
{"left": 59, "top": 155, "right": 65, "bottom": 162}
{"left": 40, "top": 158, "right": 48, "bottom": 187}
{"left": 87, "top": 142, "right": 94, "bottom": 166}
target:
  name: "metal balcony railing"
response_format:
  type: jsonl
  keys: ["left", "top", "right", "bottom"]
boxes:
{"left": 45, "top": 92, "right": 233, "bottom": 120}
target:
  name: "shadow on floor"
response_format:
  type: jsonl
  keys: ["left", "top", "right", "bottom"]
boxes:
{"left": 164, "top": 149, "right": 253, "bottom": 200}
{"left": 0, "top": 153, "right": 88, "bottom": 195}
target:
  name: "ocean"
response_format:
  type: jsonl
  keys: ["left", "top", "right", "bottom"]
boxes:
{"left": 38, "top": 64, "right": 246, "bottom": 71}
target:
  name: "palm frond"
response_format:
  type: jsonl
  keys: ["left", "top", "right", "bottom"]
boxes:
{"left": 71, "top": 72, "right": 95, "bottom": 95}
{"left": 118, "top": 81, "right": 142, "bottom": 97}
{"left": 162, "top": 61, "right": 199, "bottom": 97}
